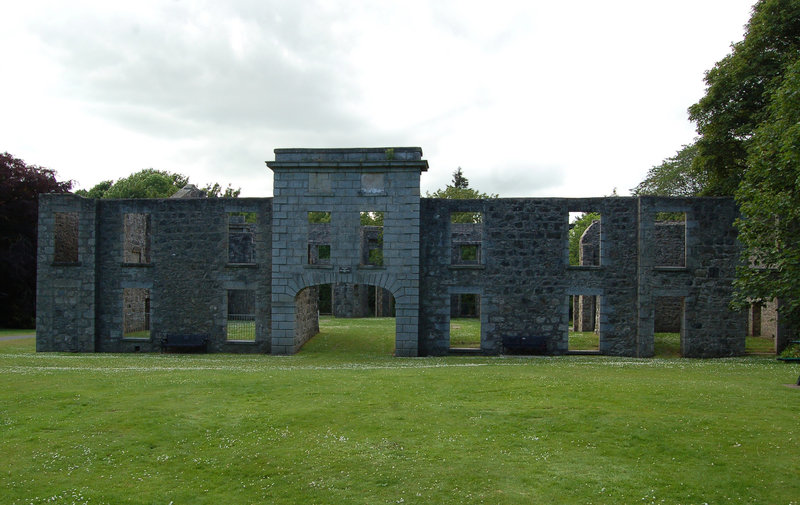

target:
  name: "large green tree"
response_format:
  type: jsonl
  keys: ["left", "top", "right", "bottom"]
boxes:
{"left": 732, "top": 57, "right": 800, "bottom": 334}
{"left": 77, "top": 169, "right": 240, "bottom": 199}
{"left": 688, "top": 0, "right": 800, "bottom": 196}
{"left": 0, "top": 153, "right": 72, "bottom": 327}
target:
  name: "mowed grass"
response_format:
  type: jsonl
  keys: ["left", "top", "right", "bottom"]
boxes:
{"left": 1, "top": 318, "right": 799, "bottom": 505}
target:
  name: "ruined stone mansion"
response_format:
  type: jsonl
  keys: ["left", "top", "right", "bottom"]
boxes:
{"left": 37, "top": 147, "right": 752, "bottom": 357}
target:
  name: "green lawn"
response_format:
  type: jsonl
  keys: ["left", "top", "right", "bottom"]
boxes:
{"left": 1, "top": 318, "right": 798, "bottom": 504}
{"left": 449, "top": 317, "right": 481, "bottom": 347}
{"left": 0, "top": 329, "right": 35, "bottom": 338}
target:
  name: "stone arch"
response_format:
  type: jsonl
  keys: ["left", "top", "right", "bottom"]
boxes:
{"left": 271, "top": 271, "right": 417, "bottom": 356}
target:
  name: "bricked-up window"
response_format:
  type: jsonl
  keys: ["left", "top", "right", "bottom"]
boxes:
{"left": 226, "top": 289, "right": 256, "bottom": 341}
{"left": 450, "top": 212, "right": 482, "bottom": 265}
{"left": 654, "top": 213, "right": 686, "bottom": 268}
{"left": 228, "top": 212, "right": 257, "bottom": 264}
{"left": 450, "top": 293, "right": 481, "bottom": 348}
{"left": 309, "top": 172, "right": 331, "bottom": 194}
{"left": 361, "top": 172, "right": 385, "bottom": 195}
{"left": 568, "top": 211, "right": 601, "bottom": 267}
{"left": 308, "top": 211, "right": 331, "bottom": 265}
{"left": 123, "top": 288, "right": 150, "bottom": 339}
{"left": 360, "top": 211, "right": 384, "bottom": 266}
{"left": 124, "top": 213, "right": 151, "bottom": 264}
{"left": 54, "top": 212, "right": 79, "bottom": 263}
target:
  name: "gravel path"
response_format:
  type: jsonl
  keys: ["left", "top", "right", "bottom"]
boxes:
{"left": 0, "top": 334, "right": 35, "bottom": 341}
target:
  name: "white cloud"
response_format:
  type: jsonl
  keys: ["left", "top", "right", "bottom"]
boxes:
{"left": 0, "top": 0, "right": 755, "bottom": 197}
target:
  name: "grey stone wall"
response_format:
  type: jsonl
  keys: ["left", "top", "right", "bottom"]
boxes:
{"left": 37, "top": 194, "right": 97, "bottom": 352}
{"left": 41, "top": 197, "right": 273, "bottom": 354}
{"left": 294, "top": 286, "right": 320, "bottom": 347}
{"left": 577, "top": 219, "right": 685, "bottom": 333}
{"left": 636, "top": 197, "right": 745, "bottom": 357}
{"left": 37, "top": 147, "right": 746, "bottom": 358}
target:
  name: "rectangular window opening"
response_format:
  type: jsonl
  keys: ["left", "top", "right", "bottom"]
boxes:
{"left": 451, "top": 212, "right": 483, "bottom": 265}
{"left": 54, "top": 212, "right": 79, "bottom": 263}
{"left": 307, "top": 211, "right": 332, "bottom": 265}
{"left": 449, "top": 293, "right": 481, "bottom": 349}
{"left": 123, "top": 288, "right": 150, "bottom": 339}
{"left": 654, "top": 296, "right": 685, "bottom": 357}
{"left": 124, "top": 213, "right": 151, "bottom": 264}
{"left": 654, "top": 212, "right": 686, "bottom": 268}
{"left": 228, "top": 212, "right": 257, "bottom": 264}
{"left": 360, "top": 211, "right": 384, "bottom": 266}
{"left": 568, "top": 294, "right": 601, "bottom": 351}
{"left": 226, "top": 289, "right": 256, "bottom": 341}
{"left": 568, "top": 211, "right": 601, "bottom": 267}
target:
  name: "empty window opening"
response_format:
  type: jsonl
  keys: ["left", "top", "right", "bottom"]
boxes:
{"left": 451, "top": 212, "right": 483, "bottom": 265}
{"left": 228, "top": 212, "right": 257, "bottom": 264}
{"left": 361, "top": 172, "right": 385, "bottom": 195}
{"left": 308, "top": 212, "right": 331, "bottom": 265}
{"left": 450, "top": 293, "right": 481, "bottom": 348}
{"left": 654, "top": 296, "right": 685, "bottom": 357}
{"left": 226, "top": 289, "right": 255, "bottom": 341}
{"left": 568, "top": 294, "right": 601, "bottom": 351}
{"left": 124, "top": 213, "right": 151, "bottom": 264}
{"left": 123, "top": 288, "right": 150, "bottom": 339}
{"left": 360, "top": 211, "right": 384, "bottom": 266}
{"left": 54, "top": 212, "right": 79, "bottom": 263}
{"left": 654, "top": 213, "right": 686, "bottom": 267}
{"left": 568, "top": 211, "right": 601, "bottom": 267}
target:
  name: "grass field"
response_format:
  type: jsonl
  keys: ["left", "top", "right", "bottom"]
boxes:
{"left": 1, "top": 319, "right": 798, "bottom": 504}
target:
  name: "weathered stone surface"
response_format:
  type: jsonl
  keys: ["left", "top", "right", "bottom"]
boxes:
{"left": 37, "top": 147, "right": 748, "bottom": 358}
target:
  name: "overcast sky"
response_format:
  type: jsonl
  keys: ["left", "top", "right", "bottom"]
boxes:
{"left": 2, "top": 0, "right": 756, "bottom": 198}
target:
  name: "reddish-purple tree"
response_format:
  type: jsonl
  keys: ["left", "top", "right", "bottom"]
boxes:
{"left": 0, "top": 153, "right": 72, "bottom": 327}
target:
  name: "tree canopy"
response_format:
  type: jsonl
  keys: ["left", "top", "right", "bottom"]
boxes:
{"left": 688, "top": 0, "right": 800, "bottom": 196}
{"left": 673, "top": 0, "right": 800, "bottom": 339}
{"left": 77, "top": 169, "right": 240, "bottom": 199}
{"left": 732, "top": 57, "right": 800, "bottom": 332}
{"left": 0, "top": 152, "right": 72, "bottom": 327}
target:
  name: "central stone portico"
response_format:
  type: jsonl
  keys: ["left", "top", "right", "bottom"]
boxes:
{"left": 267, "top": 148, "right": 428, "bottom": 356}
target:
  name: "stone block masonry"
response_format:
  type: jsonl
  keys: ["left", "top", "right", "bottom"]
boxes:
{"left": 37, "top": 147, "right": 747, "bottom": 357}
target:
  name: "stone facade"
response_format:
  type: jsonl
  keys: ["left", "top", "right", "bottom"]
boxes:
{"left": 37, "top": 147, "right": 749, "bottom": 357}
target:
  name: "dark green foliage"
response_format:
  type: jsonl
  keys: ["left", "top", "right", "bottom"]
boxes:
{"left": 203, "top": 182, "right": 241, "bottom": 198}
{"left": 0, "top": 153, "right": 72, "bottom": 327}
{"left": 308, "top": 211, "right": 331, "bottom": 223}
{"left": 733, "top": 58, "right": 800, "bottom": 337}
{"left": 632, "top": 143, "right": 706, "bottom": 196}
{"left": 688, "top": 0, "right": 800, "bottom": 196}
{"left": 77, "top": 169, "right": 240, "bottom": 198}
